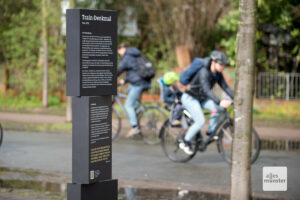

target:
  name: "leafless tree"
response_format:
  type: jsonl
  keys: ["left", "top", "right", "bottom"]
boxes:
{"left": 140, "top": 0, "right": 231, "bottom": 69}
{"left": 41, "top": 0, "right": 49, "bottom": 107}
{"left": 66, "top": 0, "right": 76, "bottom": 122}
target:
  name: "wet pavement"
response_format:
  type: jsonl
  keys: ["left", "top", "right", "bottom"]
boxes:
{"left": 0, "top": 131, "right": 300, "bottom": 199}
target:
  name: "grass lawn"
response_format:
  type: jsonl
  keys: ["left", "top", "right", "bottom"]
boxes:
{"left": 253, "top": 99, "right": 300, "bottom": 128}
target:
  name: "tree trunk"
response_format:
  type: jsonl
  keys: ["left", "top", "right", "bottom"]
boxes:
{"left": 69, "top": 0, "right": 76, "bottom": 9}
{"left": 292, "top": 48, "right": 300, "bottom": 73}
{"left": 66, "top": 97, "right": 72, "bottom": 122}
{"left": 1, "top": 48, "right": 10, "bottom": 93}
{"left": 65, "top": 0, "right": 76, "bottom": 122}
{"left": 230, "top": 0, "right": 257, "bottom": 199}
{"left": 1, "top": 64, "right": 9, "bottom": 93}
{"left": 42, "top": 0, "right": 49, "bottom": 108}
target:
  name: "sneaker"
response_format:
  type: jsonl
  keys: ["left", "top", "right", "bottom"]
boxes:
{"left": 206, "top": 132, "right": 219, "bottom": 141}
{"left": 126, "top": 127, "right": 141, "bottom": 138}
{"left": 171, "top": 120, "right": 181, "bottom": 126}
{"left": 212, "top": 135, "right": 219, "bottom": 140}
{"left": 179, "top": 141, "right": 194, "bottom": 155}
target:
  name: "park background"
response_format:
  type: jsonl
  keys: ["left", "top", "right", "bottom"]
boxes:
{"left": 0, "top": 0, "right": 300, "bottom": 200}
{"left": 0, "top": 0, "right": 300, "bottom": 131}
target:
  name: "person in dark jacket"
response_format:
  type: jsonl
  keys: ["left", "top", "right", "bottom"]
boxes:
{"left": 179, "top": 50, "right": 234, "bottom": 155}
{"left": 117, "top": 43, "right": 151, "bottom": 137}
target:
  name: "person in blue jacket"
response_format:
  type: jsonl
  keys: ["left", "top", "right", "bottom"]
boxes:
{"left": 117, "top": 42, "right": 151, "bottom": 137}
{"left": 162, "top": 72, "right": 183, "bottom": 126}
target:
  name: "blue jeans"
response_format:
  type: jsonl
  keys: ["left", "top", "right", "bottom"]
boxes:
{"left": 181, "top": 93, "right": 223, "bottom": 142}
{"left": 125, "top": 84, "right": 150, "bottom": 127}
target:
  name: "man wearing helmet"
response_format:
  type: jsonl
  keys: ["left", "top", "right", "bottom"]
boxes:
{"left": 179, "top": 50, "right": 234, "bottom": 155}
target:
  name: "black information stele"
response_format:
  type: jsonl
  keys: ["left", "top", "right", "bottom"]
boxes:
{"left": 66, "top": 9, "right": 117, "bottom": 96}
{"left": 72, "top": 96, "right": 112, "bottom": 184}
{"left": 66, "top": 9, "right": 118, "bottom": 200}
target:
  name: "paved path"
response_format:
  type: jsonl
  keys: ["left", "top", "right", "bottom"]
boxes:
{"left": 256, "top": 127, "right": 300, "bottom": 140}
{"left": 0, "top": 112, "right": 66, "bottom": 124}
{"left": 1, "top": 112, "right": 299, "bottom": 141}
{"left": 0, "top": 131, "right": 299, "bottom": 199}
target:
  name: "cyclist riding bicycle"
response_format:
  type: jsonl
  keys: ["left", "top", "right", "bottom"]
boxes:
{"left": 117, "top": 42, "right": 151, "bottom": 138}
{"left": 179, "top": 50, "right": 234, "bottom": 155}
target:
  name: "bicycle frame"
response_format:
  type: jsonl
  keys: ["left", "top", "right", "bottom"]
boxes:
{"left": 113, "top": 93, "right": 147, "bottom": 121}
{"left": 113, "top": 93, "right": 128, "bottom": 117}
{"left": 202, "top": 110, "right": 231, "bottom": 147}
{"left": 179, "top": 107, "right": 233, "bottom": 149}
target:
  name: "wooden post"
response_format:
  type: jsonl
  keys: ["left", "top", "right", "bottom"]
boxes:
{"left": 175, "top": 45, "right": 192, "bottom": 70}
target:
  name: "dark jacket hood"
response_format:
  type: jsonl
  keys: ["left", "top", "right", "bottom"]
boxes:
{"left": 125, "top": 47, "right": 141, "bottom": 57}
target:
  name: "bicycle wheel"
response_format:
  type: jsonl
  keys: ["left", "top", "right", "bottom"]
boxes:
{"left": 139, "top": 105, "right": 167, "bottom": 145}
{"left": 0, "top": 123, "right": 3, "bottom": 147}
{"left": 218, "top": 122, "right": 261, "bottom": 164}
{"left": 160, "top": 120, "right": 199, "bottom": 162}
{"left": 112, "top": 106, "right": 121, "bottom": 140}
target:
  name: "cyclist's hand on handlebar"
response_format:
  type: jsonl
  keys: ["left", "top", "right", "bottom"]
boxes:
{"left": 220, "top": 99, "right": 232, "bottom": 108}
{"left": 119, "top": 79, "right": 125, "bottom": 85}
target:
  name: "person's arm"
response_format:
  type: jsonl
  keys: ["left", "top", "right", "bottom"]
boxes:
{"left": 117, "top": 55, "right": 129, "bottom": 76}
{"left": 218, "top": 73, "right": 234, "bottom": 100}
{"left": 163, "top": 86, "right": 175, "bottom": 103}
{"left": 174, "top": 88, "right": 182, "bottom": 101}
{"left": 199, "top": 70, "right": 220, "bottom": 104}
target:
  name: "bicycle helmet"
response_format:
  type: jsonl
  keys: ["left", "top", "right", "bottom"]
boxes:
{"left": 210, "top": 50, "right": 229, "bottom": 65}
{"left": 163, "top": 72, "right": 179, "bottom": 85}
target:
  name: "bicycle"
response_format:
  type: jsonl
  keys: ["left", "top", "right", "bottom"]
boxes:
{"left": 159, "top": 105, "right": 261, "bottom": 164}
{"left": 112, "top": 89, "right": 167, "bottom": 144}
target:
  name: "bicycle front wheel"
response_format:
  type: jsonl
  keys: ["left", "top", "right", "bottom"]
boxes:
{"left": 139, "top": 105, "right": 167, "bottom": 145}
{"left": 112, "top": 106, "right": 121, "bottom": 140}
{"left": 218, "top": 122, "right": 261, "bottom": 164}
{"left": 160, "top": 120, "right": 198, "bottom": 163}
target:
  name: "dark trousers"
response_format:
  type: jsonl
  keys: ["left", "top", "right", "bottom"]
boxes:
{"left": 172, "top": 103, "right": 183, "bottom": 121}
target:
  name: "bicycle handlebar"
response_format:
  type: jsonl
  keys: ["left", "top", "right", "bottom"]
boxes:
{"left": 116, "top": 93, "right": 127, "bottom": 98}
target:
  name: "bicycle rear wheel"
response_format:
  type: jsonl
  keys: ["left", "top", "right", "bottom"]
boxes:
{"left": 112, "top": 106, "right": 121, "bottom": 140}
{"left": 160, "top": 120, "right": 198, "bottom": 162}
{"left": 218, "top": 122, "right": 261, "bottom": 164}
{"left": 0, "top": 123, "right": 3, "bottom": 147}
{"left": 139, "top": 105, "right": 167, "bottom": 145}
